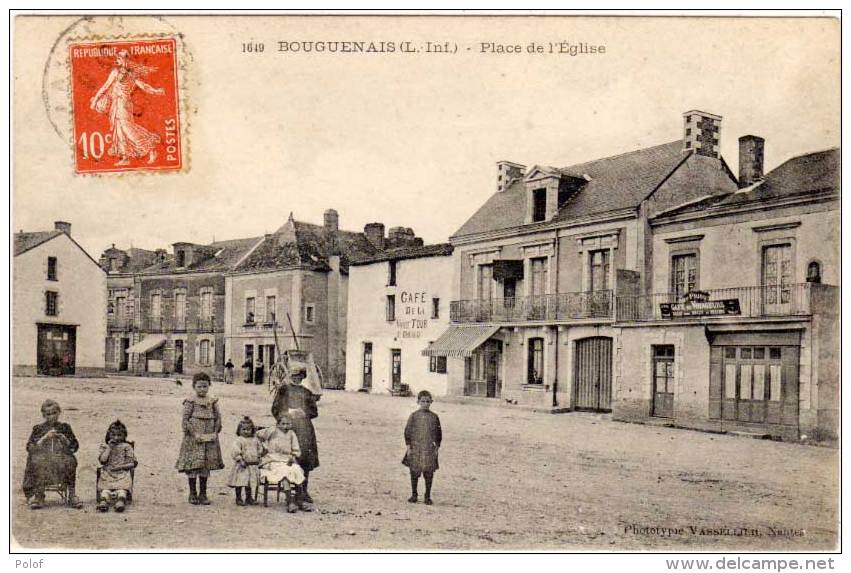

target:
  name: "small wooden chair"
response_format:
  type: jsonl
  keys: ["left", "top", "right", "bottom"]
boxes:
{"left": 43, "top": 483, "right": 69, "bottom": 505}
{"left": 260, "top": 476, "right": 290, "bottom": 507}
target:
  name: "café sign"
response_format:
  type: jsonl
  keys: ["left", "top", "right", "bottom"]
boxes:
{"left": 659, "top": 291, "right": 741, "bottom": 319}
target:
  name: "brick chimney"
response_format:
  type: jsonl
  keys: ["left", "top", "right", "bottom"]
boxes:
{"left": 54, "top": 221, "right": 71, "bottom": 236}
{"left": 683, "top": 110, "right": 722, "bottom": 158}
{"left": 497, "top": 161, "right": 526, "bottom": 192}
{"left": 364, "top": 223, "right": 385, "bottom": 251}
{"left": 738, "top": 135, "right": 765, "bottom": 189}
{"left": 323, "top": 208, "right": 339, "bottom": 232}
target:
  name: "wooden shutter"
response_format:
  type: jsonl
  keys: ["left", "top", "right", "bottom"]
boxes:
{"left": 708, "top": 345, "right": 723, "bottom": 419}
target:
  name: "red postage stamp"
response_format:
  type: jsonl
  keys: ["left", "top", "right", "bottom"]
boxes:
{"left": 69, "top": 38, "right": 182, "bottom": 174}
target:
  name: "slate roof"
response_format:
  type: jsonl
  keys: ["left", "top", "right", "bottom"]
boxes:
{"left": 453, "top": 141, "right": 698, "bottom": 237}
{"left": 350, "top": 243, "right": 454, "bottom": 266}
{"left": 139, "top": 236, "right": 262, "bottom": 274}
{"left": 14, "top": 231, "right": 62, "bottom": 256}
{"left": 234, "top": 219, "right": 377, "bottom": 273}
{"left": 655, "top": 148, "right": 839, "bottom": 218}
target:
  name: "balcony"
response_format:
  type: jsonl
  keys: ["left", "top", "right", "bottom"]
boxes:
{"left": 107, "top": 316, "right": 135, "bottom": 330}
{"left": 140, "top": 316, "right": 220, "bottom": 333}
{"left": 450, "top": 291, "right": 613, "bottom": 324}
{"left": 615, "top": 284, "right": 812, "bottom": 322}
{"left": 195, "top": 316, "right": 218, "bottom": 332}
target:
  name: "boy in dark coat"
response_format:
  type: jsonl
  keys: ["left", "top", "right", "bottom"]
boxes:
{"left": 403, "top": 390, "right": 442, "bottom": 505}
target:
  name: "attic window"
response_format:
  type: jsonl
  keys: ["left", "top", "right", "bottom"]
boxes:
{"left": 532, "top": 188, "right": 547, "bottom": 222}
{"left": 176, "top": 250, "right": 186, "bottom": 267}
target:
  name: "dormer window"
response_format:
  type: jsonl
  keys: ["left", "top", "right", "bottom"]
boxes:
{"left": 532, "top": 188, "right": 547, "bottom": 222}
{"left": 176, "top": 250, "right": 186, "bottom": 267}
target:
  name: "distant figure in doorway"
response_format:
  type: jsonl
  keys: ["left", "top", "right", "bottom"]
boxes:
{"left": 175, "top": 372, "right": 224, "bottom": 505}
{"left": 22, "top": 399, "right": 83, "bottom": 509}
{"left": 224, "top": 359, "right": 235, "bottom": 384}
{"left": 242, "top": 359, "right": 253, "bottom": 384}
{"left": 254, "top": 358, "right": 265, "bottom": 386}
{"left": 403, "top": 390, "right": 442, "bottom": 505}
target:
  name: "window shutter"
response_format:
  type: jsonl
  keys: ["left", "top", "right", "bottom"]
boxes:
{"left": 708, "top": 346, "right": 723, "bottom": 420}
{"left": 57, "top": 292, "right": 62, "bottom": 316}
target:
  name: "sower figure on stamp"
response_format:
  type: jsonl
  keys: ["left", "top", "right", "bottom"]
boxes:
{"left": 271, "top": 361, "right": 321, "bottom": 509}
{"left": 403, "top": 390, "right": 442, "bottom": 505}
{"left": 89, "top": 50, "right": 164, "bottom": 166}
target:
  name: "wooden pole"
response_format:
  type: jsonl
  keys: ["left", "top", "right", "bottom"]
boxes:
{"left": 286, "top": 312, "right": 300, "bottom": 351}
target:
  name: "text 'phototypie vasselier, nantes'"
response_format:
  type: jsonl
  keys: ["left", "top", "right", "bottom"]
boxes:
{"left": 241, "top": 40, "right": 606, "bottom": 56}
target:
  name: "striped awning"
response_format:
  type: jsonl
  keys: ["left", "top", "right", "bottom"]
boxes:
{"left": 125, "top": 334, "right": 167, "bottom": 354}
{"left": 421, "top": 325, "right": 501, "bottom": 358}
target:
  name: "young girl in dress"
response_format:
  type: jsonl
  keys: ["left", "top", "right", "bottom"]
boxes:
{"left": 97, "top": 419, "right": 138, "bottom": 513}
{"left": 175, "top": 372, "right": 224, "bottom": 505}
{"left": 227, "top": 416, "right": 263, "bottom": 506}
{"left": 403, "top": 390, "right": 442, "bottom": 505}
{"left": 22, "top": 399, "right": 83, "bottom": 509}
{"left": 257, "top": 413, "right": 306, "bottom": 513}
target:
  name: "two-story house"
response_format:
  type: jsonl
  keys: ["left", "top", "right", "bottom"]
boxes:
{"left": 430, "top": 110, "right": 738, "bottom": 410}
{"left": 346, "top": 242, "right": 454, "bottom": 396}
{"left": 101, "top": 237, "right": 262, "bottom": 377}
{"left": 14, "top": 221, "right": 106, "bottom": 376}
{"left": 615, "top": 145, "right": 839, "bottom": 440}
{"left": 224, "top": 210, "right": 415, "bottom": 389}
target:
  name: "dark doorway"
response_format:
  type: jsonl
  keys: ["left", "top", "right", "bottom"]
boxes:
{"left": 37, "top": 324, "right": 76, "bottom": 376}
{"left": 119, "top": 338, "right": 130, "bottom": 371}
{"left": 174, "top": 340, "right": 184, "bottom": 374}
{"left": 573, "top": 337, "right": 613, "bottom": 411}
{"left": 391, "top": 349, "right": 402, "bottom": 391}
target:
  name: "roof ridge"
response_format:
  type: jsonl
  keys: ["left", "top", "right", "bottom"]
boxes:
{"left": 559, "top": 140, "right": 682, "bottom": 171}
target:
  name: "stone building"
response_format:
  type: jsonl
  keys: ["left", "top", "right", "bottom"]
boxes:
{"left": 101, "top": 237, "right": 261, "bottom": 377}
{"left": 431, "top": 110, "right": 738, "bottom": 410}
{"left": 615, "top": 146, "right": 839, "bottom": 440}
{"left": 14, "top": 222, "right": 106, "bottom": 376}
{"left": 345, "top": 243, "right": 454, "bottom": 396}
{"left": 224, "top": 210, "right": 422, "bottom": 388}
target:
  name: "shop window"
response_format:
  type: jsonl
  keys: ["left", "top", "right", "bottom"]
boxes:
{"left": 725, "top": 347, "right": 736, "bottom": 359}
{"left": 769, "top": 347, "right": 781, "bottom": 360}
{"left": 753, "top": 347, "right": 765, "bottom": 360}
{"left": 527, "top": 337, "right": 544, "bottom": 384}
{"left": 430, "top": 355, "right": 447, "bottom": 374}
{"left": 741, "top": 347, "right": 752, "bottom": 359}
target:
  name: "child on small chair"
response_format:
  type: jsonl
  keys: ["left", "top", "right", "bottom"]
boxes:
{"left": 257, "top": 413, "right": 306, "bottom": 513}
{"left": 97, "top": 419, "right": 137, "bottom": 512}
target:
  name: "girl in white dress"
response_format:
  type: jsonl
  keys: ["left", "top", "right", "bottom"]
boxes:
{"left": 257, "top": 413, "right": 306, "bottom": 513}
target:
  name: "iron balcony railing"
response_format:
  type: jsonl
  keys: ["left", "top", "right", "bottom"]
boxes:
{"left": 107, "top": 316, "right": 135, "bottom": 330}
{"left": 450, "top": 291, "right": 614, "bottom": 324}
{"left": 141, "top": 315, "right": 219, "bottom": 332}
{"left": 615, "top": 283, "right": 812, "bottom": 322}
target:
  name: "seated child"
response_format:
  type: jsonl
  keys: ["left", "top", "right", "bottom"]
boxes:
{"left": 257, "top": 413, "right": 306, "bottom": 513}
{"left": 227, "top": 416, "right": 263, "bottom": 506}
{"left": 22, "top": 399, "right": 83, "bottom": 509}
{"left": 97, "top": 420, "right": 138, "bottom": 512}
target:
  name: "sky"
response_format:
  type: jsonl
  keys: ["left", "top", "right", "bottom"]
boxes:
{"left": 13, "top": 15, "right": 840, "bottom": 257}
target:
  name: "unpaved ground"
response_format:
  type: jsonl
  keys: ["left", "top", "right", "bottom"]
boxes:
{"left": 11, "top": 376, "right": 838, "bottom": 550}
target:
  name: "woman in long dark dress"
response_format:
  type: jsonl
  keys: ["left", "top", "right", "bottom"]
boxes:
{"left": 271, "top": 365, "right": 319, "bottom": 507}
{"left": 23, "top": 399, "right": 83, "bottom": 509}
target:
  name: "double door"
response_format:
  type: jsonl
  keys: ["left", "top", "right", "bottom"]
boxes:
{"left": 573, "top": 337, "right": 612, "bottom": 411}
{"left": 37, "top": 324, "right": 76, "bottom": 376}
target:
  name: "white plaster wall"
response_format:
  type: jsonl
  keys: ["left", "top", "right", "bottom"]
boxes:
{"left": 345, "top": 255, "right": 454, "bottom": 396}
{"left": 13, "top": 234, "right": 107, "bottom": 370}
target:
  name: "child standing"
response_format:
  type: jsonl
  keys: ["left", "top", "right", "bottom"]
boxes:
{"left": 22, "top": 399, "right": 83, "bottom": 509}
{"left": 227, "top": 416, "right": 263, "bottom": 506}
{"left": 257, "top": 413, "right": 306, "bottom": 513}
{"left": 175, "top": 372, "right": 224, "bottom": 505}
{"left": 97, "top": 419, "right": 138, "bottom": 512}
{"left": 403, "top": 390, "right": 442, "bottom": 505}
